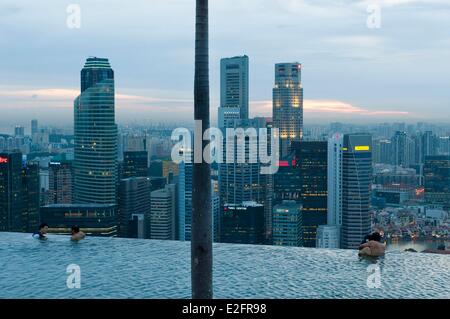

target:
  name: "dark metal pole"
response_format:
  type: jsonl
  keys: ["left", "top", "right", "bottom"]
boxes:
{"left": 192, "top": 0, "right": 213, "bottom": 299}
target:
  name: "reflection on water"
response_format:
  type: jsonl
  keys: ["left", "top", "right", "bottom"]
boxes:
{"left": 386, "top": 239, "right": 449, "bottom": 252}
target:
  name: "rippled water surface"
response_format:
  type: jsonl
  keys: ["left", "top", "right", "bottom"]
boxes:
{"left": 0, "top": 232, "right": 449, "bottom": 299}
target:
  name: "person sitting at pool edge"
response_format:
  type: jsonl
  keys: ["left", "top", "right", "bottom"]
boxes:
{"left": 358, "top": 232, "right": 385, "bottom": 257}
{"left": 70, "top": 226, "right": 86, "bottom": 241}
{"left": 32, "top": 223, "right": 49, "bottom": 240}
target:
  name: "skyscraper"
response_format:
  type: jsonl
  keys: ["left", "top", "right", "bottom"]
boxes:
{"left": 373, "top": 139, "right": 393, "bottom": 165}
{"left": 218, "top": 119, "right": 272, "bottom": 240}
{"left": 118, "top": 177, "right": 151, "bottom": 238}
{"left": 274, "top": 151, "right": 301, "bottom": 204}
{"left": 219, "top": 120, "right": 265, "bottom": 204}
{"left": 31, "top": 119, "right": 38, "bottom": 136}
{"left": 273, "top": 141, "right": 327, "bottom": 247}
{"left": 21, "top": 162, "right": 40, "bottom": 233}
{"left": 122, "top": 151, "right": 148, "bottom": 179}
{"left": 317, "top": 224, "right": 343, "bottom": 249}
{"left": 179, "top": 157, "right": 220, "bottom": 242}
{"left": 327, "top": 134, "right": 344, "bottom": 226}
{"left": 14, "top": 126, "right": 25, "bottom": 137}
{"left": 438, "top": 136, "right": 450, "bottom": 155}
{"left": 0, "top": 152, "right": 40, "bottom": 233}
{"left": 272, "top": 200, "right": 303, "bottom": 247}
{"left": 74, "top": 57, "right": 118, "bottom": 204}
{"left": 424, "top": 156, "right": 450, "bottom": 208}
{"left": 211, "top": 181, "right": 220, "bottom": 242}
{"left": 178, "top": 160, "right": 192, "bottom": 241}
{"left": 318, "top": 134, "right": 373, "bottom": 249}
{"left": 421, "top": 131, "right": 437, "bottom": 163}
{"left": 392, "top": 131, "right": 412, "bottom": 167}
{"left": 0, "top": 152, "right": 23, "bottom": 232}
{"left": 150, "top": 184, "right": 177, "bottom": 240}
{"left": 317, "top": 134, "right": 343, "bottom": 248}
{"left": 218, "top": 55, "right": 249, "bottom": 127}
{"left": 273, "top": 62, "right": 303, "bottom": 157}
{"left": 220, "top": 202, "right": 265, "bottom": 245}
{"left": 341, "top": 134, "right": 373, "bottom": 249}
{"left": 49, "top": 160, "right": 73, "bottom": 204}
{"left": 149, "top": 160, "right": 164, "bottom": 177}
{"left": 292, "top": 141, "right": 328, "bottom": 247}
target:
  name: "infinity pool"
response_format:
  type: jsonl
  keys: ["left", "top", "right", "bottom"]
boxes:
{"left": 0, "top": 232, "right": 449, "bottom": 299}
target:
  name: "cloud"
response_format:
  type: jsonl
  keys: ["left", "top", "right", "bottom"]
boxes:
{"left": 356, "top": 0, "right": 450, "bottom": 8}
{"left": 0, "top": 86, "right": 409, "bottom": 123}
{"left": 0, "top": 88, "right": 79, "bottom": 100}
{"left": 0, "top": 0, "right": 449, "bottom": 124}
{"left": 0, "top": 4, "right": 22, "bottom": 17}
{"left": 251, "top": 99, "right": 409, "bottom": 117}
{"left": 0, "top": 86, "right": 196, "bottom": 124}
{"left": 0, "top": 87, "right": 192, "bottom": 105}
{"left": 323, "top": 36, "right": 385, "bottom": 48}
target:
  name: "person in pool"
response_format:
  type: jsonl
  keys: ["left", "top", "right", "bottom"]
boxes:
{"left": 70, "top": 225, "right": 86, "bottom": 241}
{"left": 358, "top": 232, "right": 386, "bottom": 257}
{"left": 32, "top": 223, "right": 49, "bottom": 240}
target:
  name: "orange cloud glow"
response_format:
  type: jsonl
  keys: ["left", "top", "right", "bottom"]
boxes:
{"left": 251, "top": 99, "right": 409, "bottom": 117}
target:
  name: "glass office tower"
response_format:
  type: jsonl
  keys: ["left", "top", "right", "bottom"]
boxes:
{"left": 341, "top": 134, "right": 373, "bottom": 249}
{"left": 74, "top": 57, "right": 118, "bottom": 204}
{"left": 0, "top": 152, "right": 23, "bottom": 231}
{"left": 424, "top": 156, "right": 450, "bottom": 208}
{"left": 273, "top": 62, "right": 303, "bottom": 157}
{"left": 218, "top": 55, "right": 249, "bottom": 127}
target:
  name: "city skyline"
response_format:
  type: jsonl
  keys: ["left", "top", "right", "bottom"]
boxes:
{"left": 1, "top": 0, "right": 449, "bottom": 305}
{"left": 1, "top": 0, "right": 450, "bottom": 127}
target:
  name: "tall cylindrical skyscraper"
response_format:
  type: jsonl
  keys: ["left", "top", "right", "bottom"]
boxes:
{"left": 273, "top": 62, "right": 303, "bottom": 157}
{"left": 74, "top": 57, "right": 118, "bottom": 204}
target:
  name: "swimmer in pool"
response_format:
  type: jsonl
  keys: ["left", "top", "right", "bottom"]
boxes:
{"left": 70, "top": 226, "right": 86, "bottom": 241}
{"left": 358, "top": 232, "right": 385, "bottom": 257}
{"left": 32, "top": 223, "right": 49, "bottom": 240}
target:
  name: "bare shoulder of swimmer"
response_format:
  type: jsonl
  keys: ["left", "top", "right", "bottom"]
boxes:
{"left": 369, "top": 241, "right": 386, "bottom": 254}
{"left": 368, "top": 241, "right": 382, "bottom": 249}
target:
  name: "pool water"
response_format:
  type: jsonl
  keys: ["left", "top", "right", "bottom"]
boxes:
{"left": 386, "top": 239, "right": 449, "bottom": 252}
{"left": 0, "top": 232, "right": 449, "bottom": 299}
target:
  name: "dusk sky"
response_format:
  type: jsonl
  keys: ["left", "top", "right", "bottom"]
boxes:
{"left": 1, "top": 0, "right": 450, "bottom": 130}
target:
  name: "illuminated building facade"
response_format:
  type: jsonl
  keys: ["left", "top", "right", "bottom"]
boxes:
{"left": 273, "top": 62, "right": 303, "bottom": 157}
{"left": 122, "top": 151, "right": 148, "bottom": 179}
{"left": 49, "top": 160, "right": 73, "bottom": 204}
{"left": 292, "top": 141, "right": 328, "bottom": 247}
